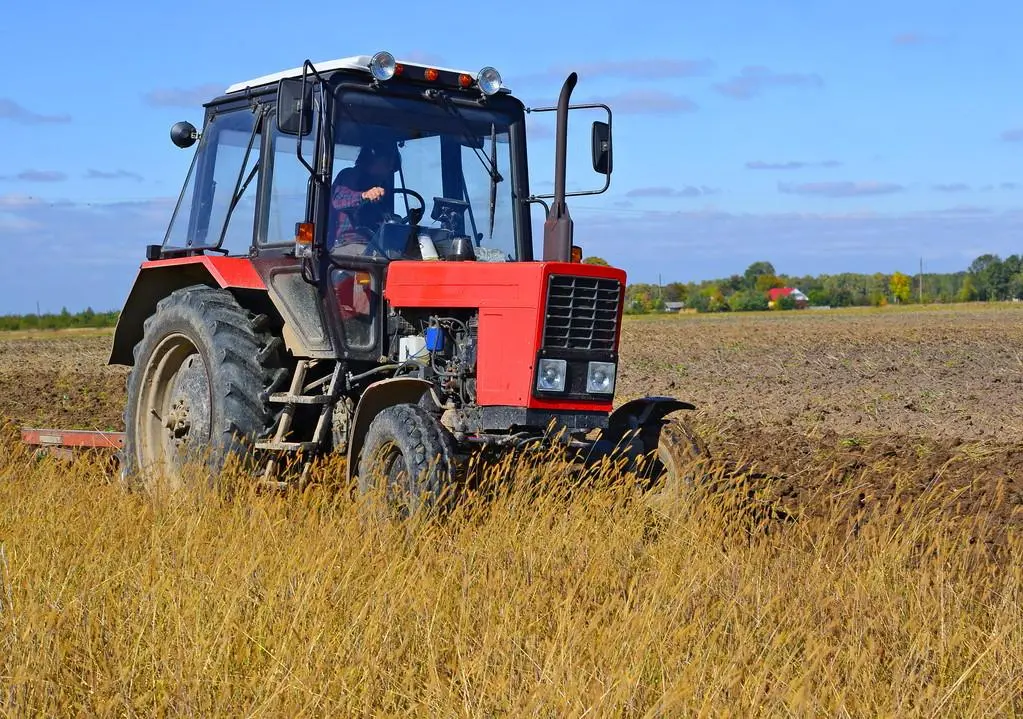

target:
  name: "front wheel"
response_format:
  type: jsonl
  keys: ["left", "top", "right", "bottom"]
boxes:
{"left": 357, "top": 403, "right": 458, "bottom": 516}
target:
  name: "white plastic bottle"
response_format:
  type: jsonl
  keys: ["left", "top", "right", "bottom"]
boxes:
{"left": 418, "top": 233, "right": 440, "bottom": 261}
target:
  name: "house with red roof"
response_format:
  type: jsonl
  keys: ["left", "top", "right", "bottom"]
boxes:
{"left": 767, "top": 287, "right": 809, "bottom": 309}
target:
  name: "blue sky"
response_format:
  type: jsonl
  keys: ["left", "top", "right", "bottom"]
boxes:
{"left": 1, "top": 0, "right": 1021, "bottom": 313}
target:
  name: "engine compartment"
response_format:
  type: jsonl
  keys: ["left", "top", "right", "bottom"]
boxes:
{"left": 388, "top": 307, "right": 479, "bottom": 410}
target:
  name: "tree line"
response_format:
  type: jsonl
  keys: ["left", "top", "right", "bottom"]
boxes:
{"left": 582, "top": 254, "right": 1023, "bottom": 313}
{"left": 0, "top": 307, "right": 120, "bottom": 331}
{"left": 2, "top": 252, "right": 1020, "bottom": 329}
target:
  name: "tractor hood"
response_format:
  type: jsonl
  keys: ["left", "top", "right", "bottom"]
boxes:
{"left": 383, "top": 260, "right": 627, "bottom": 410}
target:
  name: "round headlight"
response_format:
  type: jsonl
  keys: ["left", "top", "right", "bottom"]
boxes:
{"left": 369, "top": 51, "right": 396, "bottom": 81}
{"left": 477, "top": 66, "right": 502, "bottom": 96}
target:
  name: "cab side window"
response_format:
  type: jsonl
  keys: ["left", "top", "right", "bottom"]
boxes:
{"left": 164, "top": 107, "right": 262, "bottom": 255}
{"left": 262, "top": 110, "right": 320, "bottom": 246}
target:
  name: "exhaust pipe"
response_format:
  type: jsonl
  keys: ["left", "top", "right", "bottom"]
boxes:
{"left": 542, "top": 72, "right": 577, "bottom": 262}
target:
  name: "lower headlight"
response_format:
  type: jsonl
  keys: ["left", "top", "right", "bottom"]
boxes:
{"left": 586, "top": 361, "right": 616, "bottom": 394}
{"left": 537, "top": 358, "right": 567, "bottom": 392}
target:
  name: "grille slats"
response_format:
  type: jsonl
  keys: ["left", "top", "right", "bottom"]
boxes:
{"left": 542, "top": 275, "right": 621, "bottom": 351}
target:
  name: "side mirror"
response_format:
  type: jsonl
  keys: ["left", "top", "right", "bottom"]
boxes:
{"left": 591, "top": 120, "right": 612, "bottom": 175}
{"left": 276, "top": 78, "right": 313, "bottom": 136}
{"left": 170, "top": 121, "right": 199, "bottom": 149}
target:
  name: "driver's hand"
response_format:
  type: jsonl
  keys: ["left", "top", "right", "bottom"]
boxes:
{"left": 362, "top": 187, "right": 385, "bottom": 202}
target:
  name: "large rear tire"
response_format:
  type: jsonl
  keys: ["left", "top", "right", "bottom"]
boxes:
{"left": 121, "top": 285, "right": 285, "bottom": 491}
{"left": 357, "top": 403, "right": 458, "bottom": 516}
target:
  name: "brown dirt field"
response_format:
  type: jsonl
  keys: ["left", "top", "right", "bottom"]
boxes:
{"left": 0, "top": 331, "right": 128, "bottom": 431}
{"left": 2, "top": 303, "right": 1022, "bottom": 532}
{"left": 616, "top": 304, "right": 1023, "bottom": 443}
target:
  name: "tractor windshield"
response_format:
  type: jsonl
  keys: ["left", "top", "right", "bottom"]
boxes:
{"left": 331, "top": 90, "right": 518, "bottom": 262}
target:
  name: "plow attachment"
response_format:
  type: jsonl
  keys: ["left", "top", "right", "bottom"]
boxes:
{"left": 21, "top": 428, "right": 125, "bottom": 460}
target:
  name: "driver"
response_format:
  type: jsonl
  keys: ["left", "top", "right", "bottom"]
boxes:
{"left": 329, "top": 141, "right": 402, "bottom": 255}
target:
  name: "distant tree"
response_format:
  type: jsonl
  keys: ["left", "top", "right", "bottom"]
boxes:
{"left": 697, "top": 285, "right": 728, "bottom": 312}
{"left": 627, "top": 290, "right": 652, "bottom": 313}
{"left": 743, "top": 261, "right": 776, "bottom": 290}
{"left": 773, "top": 294, "right": 797, "bottom": 311}
{"left": 723, "top": 274, "right": 745, "bottom": 294}
{"left": 969, "top": 254, "right": 1001, "bottom": 276}
{"left": 889, "top": 271, "right": 912, "bottom": 303}
{"left": 1004, "top": 254, "right": 1022, "bottom": 276}
{"left": 807, "top": 289, "right": 831, "bottom": 306}
{"left": 1008, "top": 273, "right": 1023, "bottom": 301}
{"left": 582, "top": 256, "right": 610, "bottom": 266}
{"left": 728, "top": 290, "right": 769, "bottom": 312}
{"left": 969, "top": 253, "right": 1006, "bottom": 300}
{"left": 958, "top": 275, "right": 978, "bottom": 302}
{"left": 705, "top": 284, "right": 725, "bottom": 304}
{"left": 687, "top": 293, "right": 710, "bottom": 312}
{"left": 755, "top": 274, "right": 785, "bottom": 292}
{"left": 663, "top": 282, "right": 688, "bottom": 303}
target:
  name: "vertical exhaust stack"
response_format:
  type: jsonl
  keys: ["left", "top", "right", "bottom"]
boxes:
{"left": 542, "top": 72, "right": 577, "bottom": 262}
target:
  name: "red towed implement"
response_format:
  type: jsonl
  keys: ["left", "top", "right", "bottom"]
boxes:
{"left": 21, "top": 429, "right": 125, "bottom": 462}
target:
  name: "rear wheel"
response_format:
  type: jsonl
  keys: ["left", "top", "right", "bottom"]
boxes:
{"left": 357, "top": 403, "right": 458, "bottom": 516}
{"left": 121, "top": 285, "right": 285, "bottom": 490}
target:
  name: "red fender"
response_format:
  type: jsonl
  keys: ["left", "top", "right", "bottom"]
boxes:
{"left": 108, "top": 255, "right": 266, "bottom": 366}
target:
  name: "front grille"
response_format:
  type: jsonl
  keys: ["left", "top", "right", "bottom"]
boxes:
{"left": 542, "top": 274, "right": 621, "bottom": 351}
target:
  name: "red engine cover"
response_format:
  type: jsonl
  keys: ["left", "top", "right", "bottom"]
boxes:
{"left": 383, "top": 260, "right": 626, "bottom": 411}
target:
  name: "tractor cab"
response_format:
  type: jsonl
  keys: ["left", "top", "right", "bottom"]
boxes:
{"left": 154, "top": 52, "right": 610, "bottom": 265}
{"left": 157, "top": 54, "right": 525, "bottom": 262}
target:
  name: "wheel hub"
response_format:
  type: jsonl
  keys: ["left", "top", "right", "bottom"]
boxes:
{"left": 165, "top": 398, "right": 191, "bottom": 442}
{"left": 136, "top": 335, "right": 213, "bottom": 478}
{"left": 163, "top": 354, "right": 209, "bottom": 448}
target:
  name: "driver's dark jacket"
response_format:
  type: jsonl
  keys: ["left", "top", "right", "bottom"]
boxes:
{"left": 330, "top": 167, "right": 387, "bottom": 250}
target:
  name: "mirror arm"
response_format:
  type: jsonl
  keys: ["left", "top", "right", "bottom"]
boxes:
{"left": 524, "top": 196, "right": 551, "bottom": 220}
{"left": 526, "top": 101, "right": 613, "bottom": 199}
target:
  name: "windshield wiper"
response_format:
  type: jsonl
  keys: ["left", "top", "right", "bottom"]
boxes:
{"left": 217, "top": 106, "right": 266, "bottom": 250}
{"left": 488, "top": 122, "right": 498, "bottom": 239}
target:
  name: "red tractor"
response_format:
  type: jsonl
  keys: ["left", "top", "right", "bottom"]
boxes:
{"left": 36, "top": 52, "right": 707, "bottom": 506}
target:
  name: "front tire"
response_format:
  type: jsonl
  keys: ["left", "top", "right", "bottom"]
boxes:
{"left": 357, "top": 403, "right": 458, "bottom": 515}
{"left": 121, "top": 285, "right": 285, "bottom": 490}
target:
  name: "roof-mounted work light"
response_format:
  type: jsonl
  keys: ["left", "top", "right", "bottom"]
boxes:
{"left": 369, "top": 51, "right": 397, "bottom": 81}
{"left": 477, "top": 66, "right": 502, "bottom": 95}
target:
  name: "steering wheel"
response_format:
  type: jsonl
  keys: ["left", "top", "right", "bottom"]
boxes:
{"left": 351, "top": 188, "right": 428, "bottom": 259}
{"left": 382, "top": 188, "right": 426, "bottom": 225}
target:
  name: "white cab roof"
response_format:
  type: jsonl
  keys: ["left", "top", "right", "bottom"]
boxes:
{"left": 224, "top": 55, "right": 487, "bottom": 94}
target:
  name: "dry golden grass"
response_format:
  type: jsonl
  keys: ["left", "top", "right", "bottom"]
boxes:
{"left": 1, "top": 423, "right": 1021, "bottom": 717}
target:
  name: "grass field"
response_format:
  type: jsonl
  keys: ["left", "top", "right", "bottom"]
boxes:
{"left": 2, "top": 303, "right": 1022, "bottom": 715}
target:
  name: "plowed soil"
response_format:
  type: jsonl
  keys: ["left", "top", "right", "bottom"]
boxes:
{"left": 3, "top": 304, "right": 1022, "bottom": 532}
